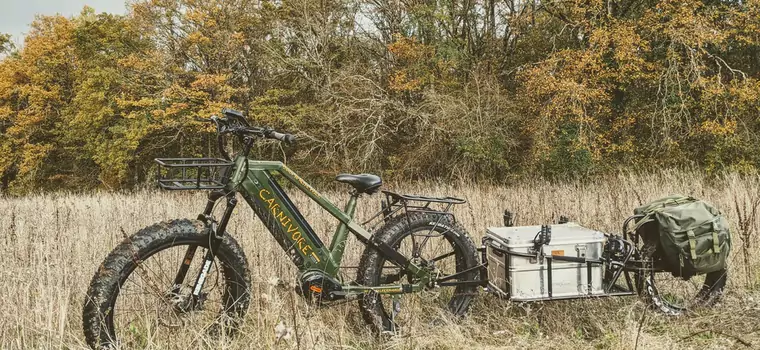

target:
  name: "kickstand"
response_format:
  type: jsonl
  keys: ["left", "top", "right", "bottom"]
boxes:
{"left": 390, "top": 295, "right": 401, "bottom": 335}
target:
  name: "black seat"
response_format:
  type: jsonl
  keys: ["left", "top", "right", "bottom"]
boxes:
{"left": 335, "top": 173, "right": 382, "bottom": 194}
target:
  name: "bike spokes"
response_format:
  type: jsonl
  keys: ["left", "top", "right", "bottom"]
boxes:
{"left": 112, "top": 245, "right": 226, "bottom": 347}
{"left": 374, "top": 226, "right": 465, "bottom": 329}
{"left": 648, "top": 272, "right": 708, "bottom": 311}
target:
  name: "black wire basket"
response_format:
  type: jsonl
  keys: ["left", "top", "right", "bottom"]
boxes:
{"left": 155, "top": 158, "right": 234, "bottom": 190}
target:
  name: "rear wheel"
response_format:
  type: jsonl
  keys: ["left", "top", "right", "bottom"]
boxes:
{"left": 357, "top": 213, "right": 480, "bottom": 334}
{"left": 640, "top": 268, "right": 727, "bottom": 315}
{"left": 634, "top": 224, "right": 727, "bottom": 315}
{"left": 82, "top": 219, "right": 251, "bottom": 349}
{"left": 636, "top": 241, "right": 726, "bottom": 314}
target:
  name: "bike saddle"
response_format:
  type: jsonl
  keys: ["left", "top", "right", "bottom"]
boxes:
{"left": 335, "top": 173, "right": 382, "bottom": 194}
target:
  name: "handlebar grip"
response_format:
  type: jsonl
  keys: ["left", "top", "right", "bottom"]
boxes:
{"left": 269, "top": 131, "right": 296, "bottom": 144}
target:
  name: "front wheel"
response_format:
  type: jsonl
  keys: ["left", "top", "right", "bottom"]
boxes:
{"left": 82, "top": 219, "right": 251, "bottom": 349}
{"left": 357, "top": 213, "right": 480, "bottom": 334}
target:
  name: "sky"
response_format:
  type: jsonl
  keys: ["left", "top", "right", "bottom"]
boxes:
{"left": 1, "top": 0, "right": 127, "bottom": 46}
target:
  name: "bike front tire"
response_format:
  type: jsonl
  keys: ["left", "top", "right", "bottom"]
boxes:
{"left": 82, "top": 219, "right": 251, "bottom": 349}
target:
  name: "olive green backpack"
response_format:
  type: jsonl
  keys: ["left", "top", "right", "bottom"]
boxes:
{"left": 634, "top": 195, "right": 731, "bottom": 278}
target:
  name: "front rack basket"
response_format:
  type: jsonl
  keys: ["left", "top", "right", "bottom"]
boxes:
{"left": 155, "top": 158, "right": 233, "bottom": 190}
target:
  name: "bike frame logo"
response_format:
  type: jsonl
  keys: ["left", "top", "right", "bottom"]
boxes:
{"left": 259, "top": 189, "right": 321, "bottom": 263}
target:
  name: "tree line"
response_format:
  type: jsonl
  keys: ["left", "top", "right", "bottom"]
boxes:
{"left": 1, "top": 0, "right": 759, "bottom": 193}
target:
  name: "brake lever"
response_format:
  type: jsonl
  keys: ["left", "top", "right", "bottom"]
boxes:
{"left": 207, "top": 115, "right": 227, "bottom": 133}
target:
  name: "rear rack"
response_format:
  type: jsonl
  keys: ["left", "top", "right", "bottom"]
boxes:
{"left": 155, "top": 158, "right": 233, "bottom": 190}
{"left": 383, "top": 191, "right": 467, "bottom": 206}
{"left": 362, "top": 190, "right": 467, "bottom": 228}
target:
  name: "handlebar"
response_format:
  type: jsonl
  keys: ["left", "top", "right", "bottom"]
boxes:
{"left": 267, "top": 130, "right": 296, "bottom": 145}
{"left": 199, "top": 108, "right": 296, "bottom": 160}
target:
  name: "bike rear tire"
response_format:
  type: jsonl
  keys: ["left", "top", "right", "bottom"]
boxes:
{"left": 357, "top": 213, "right": 480, "bottom": 334}
{"left": 82, "top": 219, "right": 251, "bottom": 349}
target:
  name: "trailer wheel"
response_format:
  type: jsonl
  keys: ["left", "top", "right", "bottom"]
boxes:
{"left": 639, "top": 268, "right": 727, "bottom": 315}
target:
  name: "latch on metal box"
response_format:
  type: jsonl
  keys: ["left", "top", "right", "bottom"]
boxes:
{"left": 575, "top": 244, "right": 587, "bottom": 258}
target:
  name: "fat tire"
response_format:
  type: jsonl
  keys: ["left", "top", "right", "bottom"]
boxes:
{"left": 356, "top": 213, "right": 479, "bottom": 334}
{"left": 82, "top": 219, "right": 251, "bottom": 349}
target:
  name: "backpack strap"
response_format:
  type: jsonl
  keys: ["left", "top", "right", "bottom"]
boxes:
{"left": 663, "top": 196, "right": 696, "bottom": 208}
{"left": 686, "top": 230, "right": 698, "bottom": 259}
{"left": 711, "top": 220, "right": 721, "bottom": 254}
{"left": 632, "top": 213, "right": 654, "bottom": 232}
{"left": 712, "top": 231, "right": 721, "bottom": 254}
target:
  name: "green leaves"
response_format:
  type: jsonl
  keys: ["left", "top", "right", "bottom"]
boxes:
{"left": 1, "top": 1, "right": 760, "bottom": 192}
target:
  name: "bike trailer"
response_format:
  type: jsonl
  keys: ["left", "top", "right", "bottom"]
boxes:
{"left": 484, "top": 222, "right": 606, "bottom": 301}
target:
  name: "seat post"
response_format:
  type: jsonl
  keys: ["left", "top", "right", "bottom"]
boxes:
{"left": 344, "top": 190, "right": 360, "bottom": 219}
{"left": 329, "top": 190, "right": 360, "bottom": 264}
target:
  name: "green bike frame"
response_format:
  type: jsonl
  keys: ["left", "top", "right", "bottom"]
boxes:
{"left": 226, "top": 155, "right": 430, "bottom": 295}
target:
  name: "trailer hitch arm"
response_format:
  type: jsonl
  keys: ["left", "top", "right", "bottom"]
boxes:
{"left": 435, "top": 263, "right": 488, "bottom": 286}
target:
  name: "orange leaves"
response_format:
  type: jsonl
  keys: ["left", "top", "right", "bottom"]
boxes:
{"left": 520, "top": 49, "right": 610, "bottom": 122}
{"left": 1, "top": 0, "right": 760, "bottom": 190}
{"left": 388, "top": 71, "right": 424, "bottom": 92}
{"left": 386, "top": 34, "right": 450, "bottom": 93}
{"left": 387, "top": 35, "right": 434, "bottom": 62}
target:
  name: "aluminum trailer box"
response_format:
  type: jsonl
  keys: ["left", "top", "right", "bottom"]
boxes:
{"left": 485, "top": 222, "right": 606, "bottom": 301}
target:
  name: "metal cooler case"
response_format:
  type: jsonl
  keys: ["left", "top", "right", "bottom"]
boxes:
{"left": 485, "top": 223, "right": 606, "bottom": 301}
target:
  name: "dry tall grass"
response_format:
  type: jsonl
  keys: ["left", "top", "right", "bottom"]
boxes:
{"left": 2, "top": 171, "right": 760, "bottom": 349}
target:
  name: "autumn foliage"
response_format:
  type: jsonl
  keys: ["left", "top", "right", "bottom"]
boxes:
{"left": 1, "top": 1, "right": 759, "bottom": 193}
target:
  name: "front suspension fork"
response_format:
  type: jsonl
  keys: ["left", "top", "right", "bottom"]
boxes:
{"left": 171, "top": 191, "right": 237, "bottom": 304}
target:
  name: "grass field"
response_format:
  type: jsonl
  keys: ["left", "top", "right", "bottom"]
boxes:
{"left": 2, "top": 171, "right": 760, "bottom": 349}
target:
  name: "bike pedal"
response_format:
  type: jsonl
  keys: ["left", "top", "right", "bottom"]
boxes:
{"left": 392, "top": 297, "right": 401, "bottom": 315}
{"left": 194, "top": 292, "right": 208, "bottom": 311}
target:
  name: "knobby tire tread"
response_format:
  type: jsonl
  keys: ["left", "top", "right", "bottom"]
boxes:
{"left": 356, "top": 213, "right": 480, "bottom": 334}
{"left": 81, "top": 219, "right": 251, "bottom": 349}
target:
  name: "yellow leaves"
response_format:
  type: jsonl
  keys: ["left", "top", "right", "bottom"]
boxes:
{"left": 588, "top": 22, "right": 652, "bottom": 81}
{"left": 185, "top": 6, "right": 219, "bottom": 28}
{"left": 230, "top": 31, "right": 245, "bottom": 43}
{"left": 118, "top": 52, "right": 159, "bottom": 71}
{"left": 17, "top": 143, "right": 53, "bottom": 177}
{"left": 164, "top": 102, "right": 190, "bottom": 117}
{"left": 186, "top": 31, "right": 212, "bottom": 46}
{"left": 699, "top": 119, "right": 737, "bottom": 137}
{"left": 644, "top": 0, "right": 727, "bottom": 48}
{"left": 190, "top": 74, "right": 228, "bottom": 90}
{"left": 24, "top": 16, "right": 76, "bottom": 69}
{"left": 116, "top": 97, "right": 159, "bottom": 110}
{"left": 185, "top": 9, "right": 207, "bottom": 24}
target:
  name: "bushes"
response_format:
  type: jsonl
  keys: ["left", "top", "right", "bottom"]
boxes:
{"left": 1, "top": 1, "right": 760, "bottom": 193}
